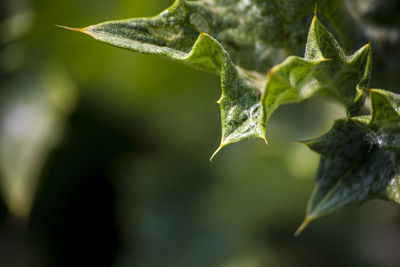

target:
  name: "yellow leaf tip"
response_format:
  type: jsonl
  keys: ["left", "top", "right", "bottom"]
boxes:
{"left": 261, "top": 135, "right": 268, "bottom": 145}
{"left": 209, "top": 142, "right": 227, "bottom": 162}
{"left": 314, "top": 2, "right": 318, "bottom": 17}
{"left": 320, "top": 57, "right": 332, "bottom": 62}
{"left": 55, "top": 25, "right": 86, "bottom": 33}
{"left": 361, "top": 42, "right": 371, "bottom": 51}
{"left": 199, "top": 31, "right": 209, "bottom": 37}
{"left": 368, "top": 88, "right": 379, "bottom": 93}
{"left": 294, "top": 216, "right": 312, "bottom": 237}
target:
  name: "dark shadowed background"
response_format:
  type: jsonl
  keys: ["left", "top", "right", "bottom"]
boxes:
{"left": 1, "top": 0, "right": 400, "bottom": 266}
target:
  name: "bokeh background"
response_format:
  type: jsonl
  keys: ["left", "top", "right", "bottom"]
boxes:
{"left": 1, "top": 0, "right": 400, "bottom": 266}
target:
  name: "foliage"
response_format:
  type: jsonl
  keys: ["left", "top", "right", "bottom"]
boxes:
{"left": 62, "top": 0, "right": 400, "bottom": 233}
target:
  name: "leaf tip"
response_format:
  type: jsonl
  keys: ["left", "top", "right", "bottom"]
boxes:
{"left": 367, "top": 88, "right": 380, "bottom": 95}
{"left": 261, "top": 135, "right": 268, "bottom": 145}
{"left": 320, "top": 57, "right": 332, "bottom": 62}
{"left": 311, "top": 3, "right": 319, "bottom": 24}
{"left": 361, "top": 42, "right": 372, "bottom": 53}
{"left": 314, "top": 2, "right": 318, "bottom": 17}
{"left": 209, "top": 142, "right": 227, "bottom": 162}
{"left": 294, "top": 216, "right": 312, "bottom": 237}
{"left": 55, "top": 24, "right": 87, "bottom": 33}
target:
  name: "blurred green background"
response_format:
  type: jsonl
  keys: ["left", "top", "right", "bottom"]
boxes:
{"left": 1, "top": 0, "right": 400, "bottom": 266}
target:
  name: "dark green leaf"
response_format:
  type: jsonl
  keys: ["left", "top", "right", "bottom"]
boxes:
{"left": 296, "top": 89, "right": 400, "bottom": 235}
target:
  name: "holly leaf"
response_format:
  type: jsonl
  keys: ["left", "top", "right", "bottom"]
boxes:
{"left": 60, "top": 0, "right": 369, "bottom": 158}
{"left": 296, "top": 89, "right": 400, "bottom": 235}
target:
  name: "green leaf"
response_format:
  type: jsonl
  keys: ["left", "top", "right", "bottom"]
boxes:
{"left": 61, "top": 0, "right": 370, "bottom": 158}
{"left": 304, "top": 15, "right": 372, "bottom": 105}
{"left": 261, "top": 14, "right": 371, "bottom": 137}
{"left": 296, "top": 89, "right": 400, "bottom": 235}
{"left": 59, "top": 0, "right": 400, "bottom": 234}
{"left": 63, "top": 0, "right": 337, "bottom": 72}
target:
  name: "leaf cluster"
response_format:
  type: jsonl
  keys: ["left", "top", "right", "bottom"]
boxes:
{"left": 62, "top": 0, "right": 400, "bottom": 234}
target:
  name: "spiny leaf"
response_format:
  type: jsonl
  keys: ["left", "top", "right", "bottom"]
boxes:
{"left": 261, "top": 14, "right": 371, "bottom": 136}
{"left": 296, "top": 89, "right": 400, "bottom": 235}
{"left": 304, "top": 15, "right": 372, "bottom": 107}
{"left": 261, "top": 56, "right": 323, "bottom": 129}
{"left": 61, "top": 0, "right": 367, "bottom": 158}
{"left": 65, "top": 0, "right": 338, "bottom": 72}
